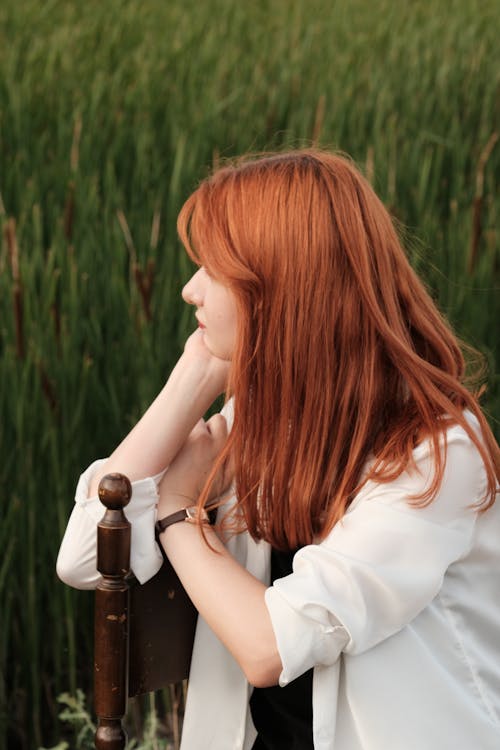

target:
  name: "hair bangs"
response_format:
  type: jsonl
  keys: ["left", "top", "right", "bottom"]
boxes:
{"left": 178, "top": 171, "right": 251, "bottom": 285}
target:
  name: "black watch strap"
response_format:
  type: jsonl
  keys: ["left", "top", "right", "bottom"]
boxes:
{"left": 155, "top": 506, "right": 210, "bottom": 536}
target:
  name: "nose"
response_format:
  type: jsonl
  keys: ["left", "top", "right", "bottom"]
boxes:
{"left": 182, "top": 268, "right": 204, "bottom": 306}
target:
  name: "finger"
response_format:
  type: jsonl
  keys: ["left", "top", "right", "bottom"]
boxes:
{"left": 206, "top": 413, "right": 227, "bottom": 430}
{"left": 184, "top": 328, "right": 204, "bottom": 350}
{"left": 190, "top": 418, "right": 207, "bottom": 436}
{"left": 206, "top": 413, "right": 228, "bottom": 443}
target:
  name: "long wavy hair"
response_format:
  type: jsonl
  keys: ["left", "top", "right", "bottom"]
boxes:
{"left": 177, "top": 149, "right": 499, "bottom": 550}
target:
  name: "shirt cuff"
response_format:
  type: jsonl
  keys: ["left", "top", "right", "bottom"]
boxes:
{"left": 264, "top": 580, "right": 349, "bottom": 687}
{"left": 75, "top": 458, "right": 165, "bottom": 584}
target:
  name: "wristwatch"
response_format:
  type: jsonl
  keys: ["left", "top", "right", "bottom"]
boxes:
{"left": 155, "top": 506, "right": 210, "bottom": 537}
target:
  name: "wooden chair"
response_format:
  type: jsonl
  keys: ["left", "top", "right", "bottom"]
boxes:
{"left": 94, "top": 473, "right": 197, "bottom": 749}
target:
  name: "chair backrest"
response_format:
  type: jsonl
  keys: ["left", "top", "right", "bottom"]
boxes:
{"left": 93, "top": 473, "right": 197, "bottom": 749}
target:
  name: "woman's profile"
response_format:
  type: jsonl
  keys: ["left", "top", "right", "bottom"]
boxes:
{"left": 57, "top": 149, "right": 500, "bottom": 749}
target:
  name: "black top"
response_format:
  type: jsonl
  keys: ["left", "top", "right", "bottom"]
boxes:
{"left": 249, "top": 547, "right": 314, "bottom": 750}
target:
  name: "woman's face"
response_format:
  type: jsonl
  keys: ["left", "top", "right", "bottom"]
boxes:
{"left": 182, "top": 267, "right": 238, "bottom": 360}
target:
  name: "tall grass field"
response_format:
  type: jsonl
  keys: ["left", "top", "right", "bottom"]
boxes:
{"left": 0, "top": 0, "right": 498, "bottom": 747}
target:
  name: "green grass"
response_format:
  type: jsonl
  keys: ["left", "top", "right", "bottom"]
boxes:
{"left": 0, "top": 0, "right": 499, "bottom": 747}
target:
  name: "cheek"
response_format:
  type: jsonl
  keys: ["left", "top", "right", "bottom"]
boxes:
{"left": 213, "top": 300, "right": 238, "bottom": 359}
{"left": 224, "top": 299, "right": 238, "bottom": 340}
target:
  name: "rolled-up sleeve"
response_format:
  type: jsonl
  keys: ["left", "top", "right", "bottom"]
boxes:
{"left": 56, "top": 459, "right": 165, "bottom": 589}
{"left": 56, "top": 399, "right": 235, "bottom": 591}
{"left": 265, "top": 427, "right": 485, "bottom": 686}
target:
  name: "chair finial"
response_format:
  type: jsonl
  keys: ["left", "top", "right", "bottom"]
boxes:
{"left": 98, "top": 473, "right": 132, "bottom": 510}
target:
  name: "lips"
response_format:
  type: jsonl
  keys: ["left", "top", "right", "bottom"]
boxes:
{"left": 196, "top": 315, "right": 206, "bottom": 329}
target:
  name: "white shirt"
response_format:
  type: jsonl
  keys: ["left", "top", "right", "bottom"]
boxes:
{"left": 57, "top": 410, "right": 500, "bottom": 749}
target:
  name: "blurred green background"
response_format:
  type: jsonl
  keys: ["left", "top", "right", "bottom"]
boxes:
{"left": 1, "top": 0, "right": 498, "bottom": 747}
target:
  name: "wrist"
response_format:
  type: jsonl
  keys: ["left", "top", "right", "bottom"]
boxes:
{"left": 157, "top": 491, "right": 196, "bottom": 519}
{"left": 155, "top": 505, "right": 211, "bottom": 538}
{"left": 178, "top": 350, "right": 229, "bottom": 399}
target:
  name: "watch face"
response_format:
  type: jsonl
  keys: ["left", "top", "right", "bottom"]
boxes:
{"left": 185, "top": 507, "right": 209, "bottom": 524}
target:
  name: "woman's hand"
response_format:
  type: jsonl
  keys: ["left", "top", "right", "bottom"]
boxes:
{"left": 182, "top": 329, "right": 231, "bottom": 398}
{"left": 157, "top": 413, "right": 232, "bottom": 517}
{"left": 88, "top": 330, "right": 231, "bottom": 496}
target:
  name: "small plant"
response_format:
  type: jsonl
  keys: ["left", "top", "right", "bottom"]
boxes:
{"left": 39, "top": 690, "right": 95, "bottom": 750}
{"left": 126, "top": 706, "right": 171, "bottom": 750}
{"left": 38, "top": 691, "right": 173, "bottom": 750}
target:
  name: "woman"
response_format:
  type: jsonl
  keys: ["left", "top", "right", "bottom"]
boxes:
{"left": 57, "top": 150, "right": 500, "bottom": 749}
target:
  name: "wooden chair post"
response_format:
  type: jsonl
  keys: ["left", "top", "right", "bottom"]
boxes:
{"left": 94, "top": 473, "right": 132, "bottom": 750}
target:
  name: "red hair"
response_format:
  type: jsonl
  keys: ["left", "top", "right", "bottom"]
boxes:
{"left": 177, "top": 149, "right": 499, "bottom": 550}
